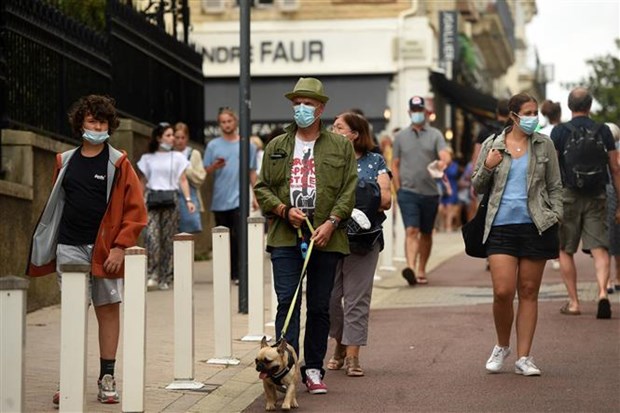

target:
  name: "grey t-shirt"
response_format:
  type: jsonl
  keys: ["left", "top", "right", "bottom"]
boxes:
{"left": 393, "top": 124, "right": 447, "bottom": 196}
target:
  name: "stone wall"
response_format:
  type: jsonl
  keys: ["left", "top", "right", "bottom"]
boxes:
{"left": 0, "top": 122, "right": 213, "bottom": 311}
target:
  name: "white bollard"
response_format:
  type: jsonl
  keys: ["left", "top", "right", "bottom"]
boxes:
{"left": 58, "top": 264, "right": 90, "bottom": 413}
{"left": 0, "top": 276, "right": 29, "bottom": 413}
{"left": 207, "top": 227, "right": 239, "bottom": 365}
{"left": 265, "top": 263, "right": 277, "bottom": 328}
{"left": 393, "top": 203, "right": 406, "bottom": 263}
{"left": 243, "top": 217, "right": 271, "bottom": 342}
{"left": 379, "top": 207, "right": 396, "bottom": 271}
{"left": 166, "top": 234, "right": 204, "bottom": 390}
{"left": 122, "top": 247, "right": 147, "bottom": 413}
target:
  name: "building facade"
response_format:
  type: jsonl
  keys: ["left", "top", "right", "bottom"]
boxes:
{"left": 182, "top": 0, "right": 544, "bottom": 157}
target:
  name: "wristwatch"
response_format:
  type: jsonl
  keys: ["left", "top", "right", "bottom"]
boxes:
{"left": 185, "top": 197, "right": 192, "bottom": 202}
{"left": 328, "top": 215, "right": 339, "bottom": 228}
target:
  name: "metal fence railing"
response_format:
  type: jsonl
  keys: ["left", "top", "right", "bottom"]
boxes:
{"left": 0, "top": 0, "right": 204, "bottom": 146}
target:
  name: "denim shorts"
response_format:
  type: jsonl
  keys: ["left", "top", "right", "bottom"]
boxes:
{"left": 397, "top": 189, "right": 439, "bottom": 234}
{"left": 486, "top": 223, "right": 559, "bottom": 260}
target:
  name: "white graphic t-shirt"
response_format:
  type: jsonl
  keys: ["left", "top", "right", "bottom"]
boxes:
{"left": 290, "top": 136, "right": 317, "bottom": 217}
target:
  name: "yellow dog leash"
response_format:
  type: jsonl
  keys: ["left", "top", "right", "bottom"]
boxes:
{"left": 279, "top": 217, "right": 316, "bottom": 342}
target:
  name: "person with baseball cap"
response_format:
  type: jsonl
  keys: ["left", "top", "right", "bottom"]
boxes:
{"left": 392, "top": 95, "right": 452, "bottom": 286}
{"left": 254, "top": 77, "right": 358, "bottom": 394}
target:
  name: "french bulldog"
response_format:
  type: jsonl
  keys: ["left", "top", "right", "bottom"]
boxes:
{"left": 255, "top": 337, "right": 299, "bottom": 411}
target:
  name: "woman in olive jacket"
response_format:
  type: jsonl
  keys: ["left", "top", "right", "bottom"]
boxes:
{"left": 472, "top": 92, "right": 562, "bottom": 377}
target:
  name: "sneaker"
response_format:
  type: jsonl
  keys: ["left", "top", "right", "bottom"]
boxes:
{"left": 515, "top": 356, "right": 541, "bottom": 376}
{"left": 52, "top": 389, "right": 60, "bottom": 408}
{"left": 158, "top": 282, "right": 170, "bottom": 291}
{"left": 304, "top": 368, "right": 327, "bottom": 394}
{"left": 97, "top": 374, "right": 120, "bottom": 404}
{"left": 485, "top": 345, "right": 511, "bottom": 373}
{"left": 147, "top": 278, "right": 158, "bottom": 289}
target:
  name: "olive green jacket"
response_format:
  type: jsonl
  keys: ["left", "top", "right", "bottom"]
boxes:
{"left": 254, "top": 122, "right": 358, "bottom": 254}
{"left": 472, "top": 129, "right": 563, "bottom": 244}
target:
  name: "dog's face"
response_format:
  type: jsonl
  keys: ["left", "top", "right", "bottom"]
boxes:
{"left": 255, "top": 337, "right": 288, "bottom": 380}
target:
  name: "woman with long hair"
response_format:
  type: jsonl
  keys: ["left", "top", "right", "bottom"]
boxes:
{"left": 137, "top": 122, "right": 195, "bottom": 290}
{"left": 328, "top": 112, "right": 392, "bottom": 377}
{"left": 472, "top": 93, "right": 562, "bottom": 376}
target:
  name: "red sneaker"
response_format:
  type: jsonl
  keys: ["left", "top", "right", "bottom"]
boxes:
{"left": 304, "top": 369, "right": 327, "bottom": 394}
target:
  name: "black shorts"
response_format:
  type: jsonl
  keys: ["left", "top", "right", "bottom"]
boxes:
{"left": 486, "top": 223, "right": 559, "bottom": 260}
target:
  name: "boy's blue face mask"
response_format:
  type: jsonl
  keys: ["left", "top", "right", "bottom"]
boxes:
{"left": 293, "top": 104, "right": 316, "bottom": 128}
{"left": 82, "top": 129, "right": 109, "bottom": 144}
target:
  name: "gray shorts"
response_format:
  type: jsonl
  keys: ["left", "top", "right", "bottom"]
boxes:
{"left": 56, "top": 244, "right": 123, "bottom": 307}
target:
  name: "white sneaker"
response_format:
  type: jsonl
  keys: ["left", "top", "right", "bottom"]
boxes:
{"left": 485, "top": 345, "right": 511, "bottom": 373}
{"left": 515, "top": 356, "right": 541, "bottom": 376}
{"left": 351, "top": 208, "right": 371, "bottom": 230}
{"left": 158, "top": 282, "right": 170, "bottom": 291}
{"left": 146, "top": 279, "right": 158, "bottom": 289}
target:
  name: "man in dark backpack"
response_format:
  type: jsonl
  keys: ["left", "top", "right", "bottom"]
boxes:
{"left": 551, "top": 87, "right": 620, "bottom": 319}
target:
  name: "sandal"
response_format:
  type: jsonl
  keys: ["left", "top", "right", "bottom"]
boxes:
{"left": 327, "top": 343, "right": 346, "bottom": 370}
{"left": 560, "top": 302, "right": 581, "bottom": 315}
{"left": 416, "top": 277, "right": 428, "bottom": 285}
{"left": 345, "top": 356, "right": 364, "bottom": 377}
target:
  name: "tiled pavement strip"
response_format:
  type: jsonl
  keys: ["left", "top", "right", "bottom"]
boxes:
{"left": 23, "top": 231, "right": 604, "bottom": 412}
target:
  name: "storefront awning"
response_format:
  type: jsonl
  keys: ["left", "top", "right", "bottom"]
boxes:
{"left": 429, "top": 71, "right": 497, "bottom": 121}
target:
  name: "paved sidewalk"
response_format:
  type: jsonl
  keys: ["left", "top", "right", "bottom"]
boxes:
{"left": 22, "top": 232, "right": 618, "bottom": 412}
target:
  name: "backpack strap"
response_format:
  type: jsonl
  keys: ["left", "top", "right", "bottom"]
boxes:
{"left": 565, "top": 122, "right": 604, "bottom": 137}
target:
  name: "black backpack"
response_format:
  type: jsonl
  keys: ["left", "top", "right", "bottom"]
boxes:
{"left": 562, "top": 122, "right": 608, "bottom": 194}
{"left": 347, "top": 178, "right": 385, "bottom": 255}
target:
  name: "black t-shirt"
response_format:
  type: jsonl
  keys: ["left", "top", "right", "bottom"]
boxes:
{"left": 58, "top": 145, "right": 109, "bottom": 245}
{"left": 550, "top": 116, "right": 615, "bottom": 185}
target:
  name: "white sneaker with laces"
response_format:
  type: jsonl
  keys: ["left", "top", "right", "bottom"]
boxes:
{"left": 515, "top": 356, "right": 541, "bottom": 376}
{"left": 147, "top": 278, "right": 158, "bottom": 289}
{"left": 485, "top": 345, "right": 511, "bottom": 373}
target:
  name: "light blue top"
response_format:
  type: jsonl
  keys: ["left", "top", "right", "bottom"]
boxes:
{"left": 493, "top": 153, "right": 533, "bottom": 226}
{"left": 203, "top": 137, "right": 257, "bottom": 211}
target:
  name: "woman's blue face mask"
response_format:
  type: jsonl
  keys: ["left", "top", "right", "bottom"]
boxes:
{"left": 515, "top": 113, "right": 539, "bottom": 135}
{"left": 293, "top": 104, "right": 316, "bottom": 128}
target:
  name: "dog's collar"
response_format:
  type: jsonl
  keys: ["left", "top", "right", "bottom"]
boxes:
{"left": 269, "top": 347, "right": 296, "bottom": 386}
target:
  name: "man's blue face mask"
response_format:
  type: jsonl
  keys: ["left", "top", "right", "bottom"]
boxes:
{"left": 293, "top": 104, "right": 316, "bottom": 128}
{"left": 410, "top": 111, "right": 425, "bottom": 125}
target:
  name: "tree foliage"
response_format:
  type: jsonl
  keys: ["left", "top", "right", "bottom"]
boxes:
{"left": 46, "top": 0, "right": 107, "bottom": 32}
{"left": 565, "top": 39, "right": 620, "bottom": 123}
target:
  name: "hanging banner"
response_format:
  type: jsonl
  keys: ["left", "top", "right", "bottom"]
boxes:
{"left": 439, "top": 11, "right": 458, "bottom": 62}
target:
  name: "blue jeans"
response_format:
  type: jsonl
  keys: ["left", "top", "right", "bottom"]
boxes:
{"left": 271, "top": 246, "right": 341, "bottom": 376}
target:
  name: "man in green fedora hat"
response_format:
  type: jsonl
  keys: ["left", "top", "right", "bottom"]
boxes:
{"left": 254, "top": 77, "right": 357, "bottom": 394}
